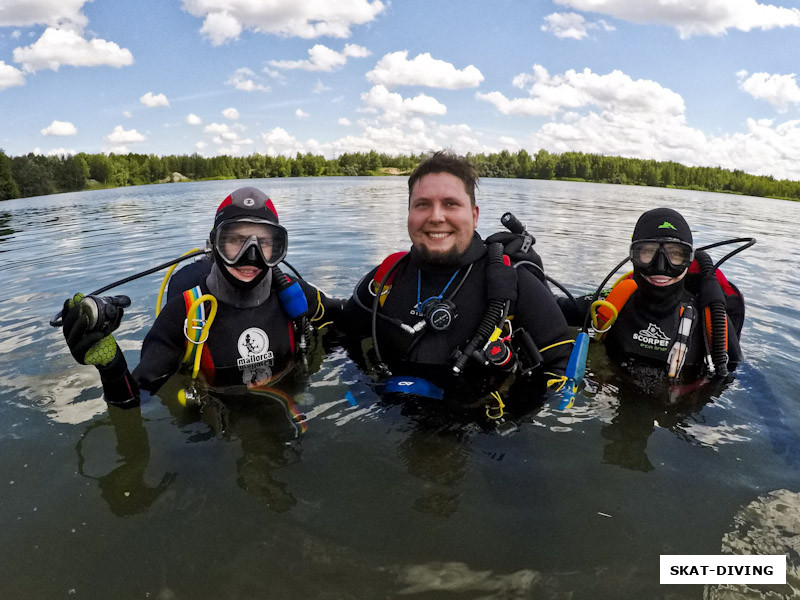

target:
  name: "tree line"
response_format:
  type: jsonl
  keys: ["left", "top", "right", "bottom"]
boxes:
{"left": 1, "top": 147, "right": 799, "bottom": 202}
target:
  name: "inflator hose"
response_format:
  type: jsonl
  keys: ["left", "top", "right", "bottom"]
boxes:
{"left": 452, "top": 242, "right": 507, "bottom": 374}
{"left": 696, "top": 251, "right": 729, "bottom": 378}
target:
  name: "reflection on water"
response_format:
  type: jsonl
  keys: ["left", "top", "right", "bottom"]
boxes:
{"left": 76, "top": 406, "right": 176, "bottom": 517}
{"left": 1, "top": 179, "right": 800, "bottom": 598}
{"left": 707, "top": 489, "right": 800, "bottom": 599}
{"left": 393, "top": 561, "right": 557, "bottom": 597}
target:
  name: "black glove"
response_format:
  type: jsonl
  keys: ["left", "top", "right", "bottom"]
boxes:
{"left": 485, "top": 231, "right": 545, "bottom": 281}
{"left": 319, "top": 294, "right": 346, "bottom": 322}
{"left": 62, "top": 293, "right": 122, "bottom": 366}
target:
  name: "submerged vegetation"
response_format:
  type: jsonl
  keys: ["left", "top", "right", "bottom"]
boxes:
{"left": 1, "top": 147, "right": 798, "bottom": 202}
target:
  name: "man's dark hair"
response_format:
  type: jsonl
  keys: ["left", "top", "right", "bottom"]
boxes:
{"left": 408, "top": 150, "right": 479, "bottom": 206}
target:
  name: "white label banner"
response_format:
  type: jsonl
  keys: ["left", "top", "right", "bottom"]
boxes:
{"left": 660, "top": 555, "right": 786, "bottom": 584}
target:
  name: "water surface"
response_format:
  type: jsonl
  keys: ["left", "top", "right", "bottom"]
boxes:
{"left": 1, "top": 178, "right": 798, "bottom": 599}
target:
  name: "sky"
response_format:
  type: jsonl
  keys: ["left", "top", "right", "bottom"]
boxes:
{"left": 1, "top": 0, "right": 800, "bottom": 179}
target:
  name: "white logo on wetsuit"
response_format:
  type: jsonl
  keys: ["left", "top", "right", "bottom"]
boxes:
{"left": 236, "top": 327, "right": 274, "bottom": 383}
{"left": 632, "top": 323, "right": 670, "bottom": 350}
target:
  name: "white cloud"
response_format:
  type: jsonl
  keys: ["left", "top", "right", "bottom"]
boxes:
{"left": 313, "top": 80, "right": 331, "bottom": 94}
{"left": 554, "top": 0, "right": 800, "bottom": 38}
{"left": 262, "top": 67, "right": 285, "bottom": 80}
{"left": 408, "top": 117, "right": 425, "bottom": 132}
{"left": 199, "top": 120, "right": 252, "bottom": 155}
{"left": 366, "top": 51, "right": 484, "bottom": 89}
{"left": 260, "top": 127, "right": 301, "bottom": 155}
{"left": 527, "top": 109, "right": 800, "bottom": 180}
{"left": 13, "top": 27, "right": 134, "bottom": 73}
{"left": 295, "top": 109, "right": 309, "bottom": 118}
{"left": 140, "top": 92, "right": 169, "bottom": 107}
{"left": 186, "top": 113, "right": 203, "bottom": 125}
{"left": 269, "top": 43, "right": 370, "bottom": 72}
{"left": 499, "top": 136, "right": 519, "bottom": 147}
{"left": 40, "top": 120, "right": 77, "bottom": 136}
{"left": 542, "top": 12, "right": 615, "bottom": 39}
{"left": 181, "top": 0, "right": 386, "bottom": 43}
{"left": 471, "top": 64, "right": 800, "bottom": 179}
{"left": 104, "top": 125, "right": 145, "bottom": 144}
{"left": 476, "top": 91, "right": 559, "bottom": 117}
{"left": 123, "top": 110, "right": 132, "bottom": 118}
{"left": 0, "top": 0, "right": 89, "bottom": 28}
{"left": 338, "top": 117, "right": 352, "bottom": 126}
{"left": 45, "top": 146, "right": 76, "bottom": 156}
{"left": 478, "top": 64, "right": 684, "bottom": 118}
{"left": 199, "top": 11, "right": 242, "bottom": 46}
{"left": 737, "top": 70, "right": 800, "bottom": 112}
{"left": 361, "top": 85, "right": 447, "bottom": 118}
{"left": 107, "top": 145, "right": 129, "bottom": 154}
{"left": 226, "top": 67, "right": 270, "bottom": 92}
{"left": 196, "top": 141, "right": 207, "bottom": 151}
{"left": 204, "top": 122, "right": 229, "bottom": 135}
{"left": 0, "top": 60, "right": 25, "bottom": 89}
{"left": 222, "top": 107, "right": 240, "bottom": 120}
{"left": 258, "top": 119, "right": 496, "bottom": 159}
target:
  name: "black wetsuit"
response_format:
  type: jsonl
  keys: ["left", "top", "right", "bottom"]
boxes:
{"left": 559, "top": 281, "right": 742, "bottom": 382}
{"left": 98, "top": 270, "right": 325, "bottom": 407}
{"left": 603, "top": 286, "right": 742, "bottom": 379}
{"left": 342, "top": 233, "right": 572, "bottom": 403}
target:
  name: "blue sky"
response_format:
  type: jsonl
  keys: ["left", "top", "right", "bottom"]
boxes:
{"left": 1, "top": 0, "right": 800, "bottom": 179}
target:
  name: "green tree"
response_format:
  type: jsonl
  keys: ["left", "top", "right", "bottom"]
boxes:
{"left": 533, "top": 149, "right": 555, "bottom": 180}
{"left": 88, "top": 154, "right": 111, "bottom": 184}
{"left": 0, "top": 150, "right": 20, "bottom": 200}
{"left": 58, "top": 154, "right": 89, "bottom": 191}
{"left": 11, "top": 154, "right": 55, "bottom": 197}
{"left": 515, "top": 149, "right": 534, "bottom": 178}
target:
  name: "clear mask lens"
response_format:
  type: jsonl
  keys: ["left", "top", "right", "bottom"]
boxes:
{"left": 630, "top": 240, "right": 693, "bottom": 269}
{"left": 215, "top": 220, "right": 287, "bottom": 266}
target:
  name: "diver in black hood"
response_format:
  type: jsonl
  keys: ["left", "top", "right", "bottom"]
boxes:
{"left": 559, "top": 207, "right": 745, "bottom": 389}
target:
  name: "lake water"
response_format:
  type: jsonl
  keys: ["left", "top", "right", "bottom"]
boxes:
{"left": 1, "top": 177, "right": 799, "bottom": 599}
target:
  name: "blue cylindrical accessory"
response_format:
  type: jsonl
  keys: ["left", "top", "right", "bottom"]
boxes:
{"left": 277, "top": 281, "right": 308, "bottom": 319}
{"left": 558, "top": 331, "right": 589, "bottom": 410}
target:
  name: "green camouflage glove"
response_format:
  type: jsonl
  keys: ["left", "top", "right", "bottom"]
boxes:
{"left": 62, "top": 293, "right": 121, "bottom": 367}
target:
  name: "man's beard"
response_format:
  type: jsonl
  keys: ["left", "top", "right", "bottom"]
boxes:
{"left": 416, "top": 243, "right": 463, "bottom": 266}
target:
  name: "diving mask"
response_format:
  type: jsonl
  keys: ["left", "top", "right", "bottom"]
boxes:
{"left": 213, "top": 218, "right": 287, "bottom": 267}
{"left": 630, "top": 239, "right": 694, "bottom": 277}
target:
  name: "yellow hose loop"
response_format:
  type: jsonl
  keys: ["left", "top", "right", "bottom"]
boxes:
{"left": 610, "top": 270, "right": 634, "bottom": 292}
{"left": 546, "top": 373, "right": 568, "bottom": 392}
{"left": 539, "top": 339, "right": 575, "bottom": 353}
{"left": 591, "top": 300, "right": 618, "bottom": 333}
{"left": 485, "top": 391, "right": 505, "bottom": 420}
{"left": 310, "top": 289, "right": 325, "bottom": 322}
{"left": 156, "top": 248, "right": 203, "bottom": 317}
{"left": 181, "top": 294, "right": 218, "bottom": 379}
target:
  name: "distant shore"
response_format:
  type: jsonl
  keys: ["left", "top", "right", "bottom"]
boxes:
{"left": 2, "top": 149, "right": 798, "bottom": 202}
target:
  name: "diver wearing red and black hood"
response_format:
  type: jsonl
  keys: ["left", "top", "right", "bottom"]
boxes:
{"left": 206, "top": 186, "right": 286, "bottom": 307}
{"left": 61, "top": 186, "right": 337, "bottom": 408}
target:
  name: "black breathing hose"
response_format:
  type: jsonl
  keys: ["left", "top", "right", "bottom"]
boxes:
{"left": 452, "top": 242, "right": 506, "bottom": 374}
{"left": 695, "top": 251, "right": 729, "bottom": 378}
